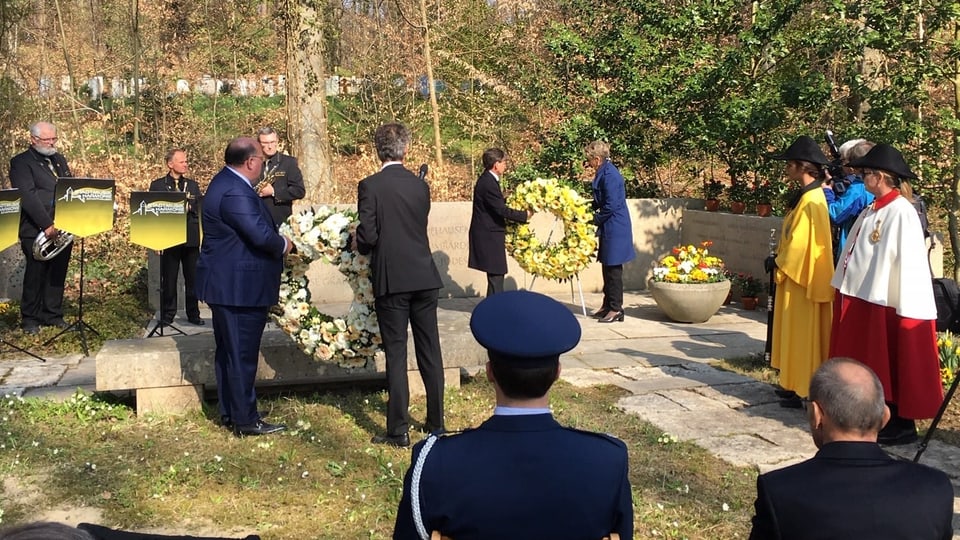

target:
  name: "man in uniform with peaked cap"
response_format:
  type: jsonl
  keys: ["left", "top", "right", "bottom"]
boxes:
{"left": 393, "top": 290, "right": 633, "bottom": 540}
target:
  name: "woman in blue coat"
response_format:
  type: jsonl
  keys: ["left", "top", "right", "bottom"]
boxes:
{"left": 585, "top": 141, "right": 636, "bottom": 322}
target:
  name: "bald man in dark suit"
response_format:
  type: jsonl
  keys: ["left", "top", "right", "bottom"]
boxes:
{"left": 355, "top": 123, "right": 444, "bottom": 448}
{"left": 749, "top": 357, "right": 953, "bottom": 540}
{"left": 196, "top": 136, "right": 292, "bottom": 437}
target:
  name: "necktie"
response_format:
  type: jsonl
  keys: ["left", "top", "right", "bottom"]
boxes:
{"left": 46, "top": 157, "right": 57, "bottom": 177}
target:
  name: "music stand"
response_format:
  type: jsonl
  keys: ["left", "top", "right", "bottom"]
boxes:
{"left": 129, "top": 191, "right": 189, "bottom": 338}
{"left": 0, "top": 338, "right": 47, "bottom": 362}
{"left": 41, "top": 178, "right": 115, "bottom": 356}
{"left": 43, "top": 237, "right": 100, "bottom": 355}
{"left": 0, "top": 189, "right": 47, "bottom": 362}
{"left": 146, "top": 250, "right": 185, "bottom": 338}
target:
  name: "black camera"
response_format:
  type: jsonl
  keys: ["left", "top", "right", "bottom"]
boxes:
{"left": 824, "top": 130, "right": 848, "bottom": 195}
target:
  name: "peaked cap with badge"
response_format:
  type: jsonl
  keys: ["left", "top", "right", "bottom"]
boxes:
{"left": 469, "top": 290, "right": 581, "bottom": 367}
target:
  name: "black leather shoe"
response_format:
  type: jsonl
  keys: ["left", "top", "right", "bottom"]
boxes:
{"left": 221, "top": 411, "right": 270, "bottom": 429}
{"left": 233, "top": 421, "right": 286, "bottom": 437}
{"left": 878, "top": 418, "right": 918, "bottom": 446}
{"left": 42, "top": 319, "right": 69, "bottom": 329}
{"left": 371, "top": 433, "right": 410, "bottom": 447}
{"left": 590, "top": 308, "right": 610, "bottom": 319}
{"left": 779, "top": 395, "right": 804, "bottom": 409}
{"left": 422, "top": 424, "right": 446, "bottom": 434}
{"left": 598, "top": 311, "right": 624, "bottom": 323}
{"left": 187, "top": 317, "right": 205, "bottom": 326}
{"left": 878, "top": 429, "right": 919, "bottom": 446}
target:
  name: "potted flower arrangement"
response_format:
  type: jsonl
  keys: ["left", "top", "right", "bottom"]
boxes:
{"left": 703, "top": 178, "right": 724, "bottom": 211}
{"left": 752, "top": 180, "right": 777, "bottom": 217}
{"left": 735, "top": 272, "right": 764, "bottom": 310}
{"left": 937, "top": 332, "right": 959, "bottom": 389}
{"left": 727, "top": 180, "right": 750, "bottom": 214}
{"left": 650, "top": 241, "right": 731, "bottom": 323}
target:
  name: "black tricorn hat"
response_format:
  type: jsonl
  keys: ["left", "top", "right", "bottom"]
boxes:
{"left": 770, "top": 135, "right": 831, "bottom": 165}
{"left": 846, "top": 143, "right": 917, "bottom": 180}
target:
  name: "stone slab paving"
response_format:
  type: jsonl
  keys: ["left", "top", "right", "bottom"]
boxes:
{"left": 2, "top": 290, "right": 959, "bottom": 534}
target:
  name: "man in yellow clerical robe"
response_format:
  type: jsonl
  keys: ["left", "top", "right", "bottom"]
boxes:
{"left": 768, "top": 136, "right": 835, "bottom": 407}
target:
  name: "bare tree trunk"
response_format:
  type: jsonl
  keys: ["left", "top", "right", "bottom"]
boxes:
{"left": 419, "top": 0, "right": 443, "bottom": 171}
{"left": 53, "top": 0, "right": 86, "bottom": 161}
{"left": 951, "top": 22, "right": 960, "bottom": 281}
{"left": 131, "top": 0, "right": 141, "bottom": 149}
{"left": 285, "top": 0, "right": 332, "bottom": 205}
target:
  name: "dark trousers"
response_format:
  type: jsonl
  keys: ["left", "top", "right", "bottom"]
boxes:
{"left": 486, "top": 274, "right": 504, "bottom": 297}
{"left": 601, "top": 264, "right": 624, "bottom": 312}
{"left": 375, "top": 288, "right": 444, "bottom": 436}
{"left": 210, "top": 304, "right": 268, "bottom": 426}
{"left": 19, "top": 238, "right": 72, "bottom": 327}
{"left": 160, "top": 245, "right": 200, "bottom": 322}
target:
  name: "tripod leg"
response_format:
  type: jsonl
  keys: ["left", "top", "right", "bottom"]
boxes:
{"left": 914, "top": 373, "right": 960, "bottom": 462}
{"left": 0, "top": 339, "right": 47, "bottom": 362}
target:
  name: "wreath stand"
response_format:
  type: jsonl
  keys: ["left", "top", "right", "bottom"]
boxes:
{"left": 525, "top": 216, "right": 588, "bottom": 316}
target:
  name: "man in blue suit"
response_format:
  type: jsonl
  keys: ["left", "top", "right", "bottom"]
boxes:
{"left": 393, "top": 291, "right": 634, "bottom": 540}
{"left": 196, "top": 137, "right": 292, "bottom": 437}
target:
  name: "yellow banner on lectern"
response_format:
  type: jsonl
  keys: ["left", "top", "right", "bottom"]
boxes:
{"left": 54, "top": 178, "right": 115, "bottom": 238}
{"left": 0, "top": 189, "right": 21, "bottom": 250}
{"left": 129, "top": 192, "right": 187, "bottom": 250}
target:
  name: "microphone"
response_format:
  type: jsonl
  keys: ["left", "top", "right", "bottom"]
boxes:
{"left": 418, "top": 163, "right": 428, "bottom": 181}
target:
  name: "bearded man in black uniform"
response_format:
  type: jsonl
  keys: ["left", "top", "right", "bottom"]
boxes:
{"left": 9, "top": 121, "right": 73, "bottom": 335}
{"left": 255, "top": 126, "right": 305, "bottom": 230}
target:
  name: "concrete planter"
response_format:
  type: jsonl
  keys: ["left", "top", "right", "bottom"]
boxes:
{"left": 649, "top": 279, "right": 731, "bottom": 323}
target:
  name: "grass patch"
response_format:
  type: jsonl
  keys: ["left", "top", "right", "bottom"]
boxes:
{"left": 0, "top": 380, "right": 757, "bottom": 538}
{"left": 712, "top": 352, "right": 779, "bottom": 386}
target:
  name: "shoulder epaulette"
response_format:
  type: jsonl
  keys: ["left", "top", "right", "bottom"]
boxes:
{"left": 563, "top": 426, "right": 628, "bottom": 449}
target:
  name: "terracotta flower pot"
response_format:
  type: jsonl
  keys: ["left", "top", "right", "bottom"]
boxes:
{"left": 756, "top": 203, "right": 772, "bottom": 217}
{"left": 730, "top": 201, "right": 746, "bottom": 214}
{"left": 705, "top": 199, "right": 720, "bottom": 212}
{"left": 648, "top": 279, "right": 731, "bottom": 323}
{"left": 741, "top": 296, "right": 759, "bottom": 310}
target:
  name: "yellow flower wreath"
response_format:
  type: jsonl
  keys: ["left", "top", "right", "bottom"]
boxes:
{"left": 505, "top": 178, "right": 598, "bottom": 281}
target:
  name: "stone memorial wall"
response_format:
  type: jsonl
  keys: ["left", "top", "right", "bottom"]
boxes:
{"left": 2, "top": 201, "right": 941, "bottom": 310}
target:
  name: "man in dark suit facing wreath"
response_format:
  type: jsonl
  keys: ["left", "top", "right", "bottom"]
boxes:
{"left": 467, "top": 147, "right": 530, "bottom": 296}
{"left": 749, "top": 357, "right": 953, "bottom": 540}
{"left": 148, "top": 148, "right": 204, "bottom": 326}
{"left": 196, "top": 137, "right": 292, "bottom": 437}
{"left": 255, "top": 126, "right": 305, "bottom": 230}
{"left": 9, "top": 121, "right": 73, "bottom": 335}
{"left": 394, "top": 291, "right": 633, "bottom": 539}
{"left": 353, "top": 122, "right": 445, "bottom": 448}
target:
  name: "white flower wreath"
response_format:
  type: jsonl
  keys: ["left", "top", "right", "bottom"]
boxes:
{"left": 276, "top": 206, "right": 380, "bottom": 368}
{"left": 505, "top": 178, "right": 598, "bottom": 281}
